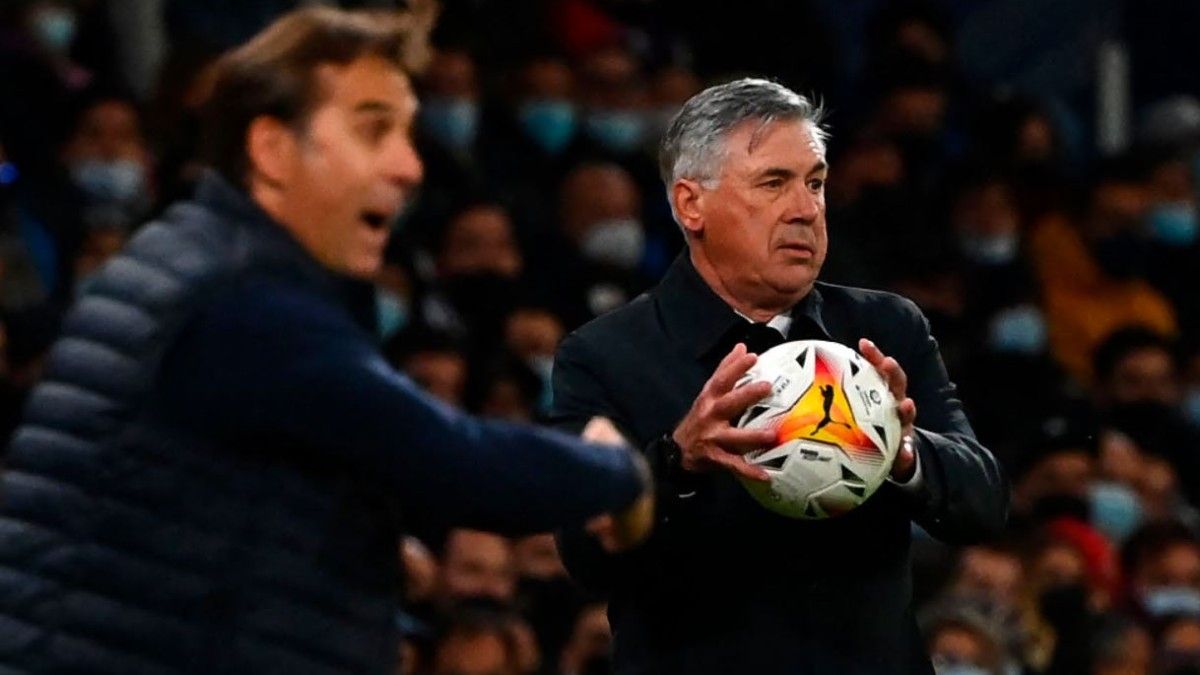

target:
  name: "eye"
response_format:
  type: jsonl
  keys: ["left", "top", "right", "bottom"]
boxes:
{"left": 807, "top": 178, "right": 826, "bottom": 191}
{"left": 760, "top": 178, "right": 784, "bottom": 190}
{"left": 358, "top": 117, "right": 393, "bottom": 145}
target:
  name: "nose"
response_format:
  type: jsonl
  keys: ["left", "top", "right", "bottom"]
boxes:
{"left": 384, "top": 135, "right": 424, "bottom": 191}
{"left": 783, "top": 184, "right": 821, "bottom": 225}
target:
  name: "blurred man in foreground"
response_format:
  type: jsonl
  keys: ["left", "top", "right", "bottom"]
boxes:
{"left": 0, "top": 7, "right": 651, "bottom": 674}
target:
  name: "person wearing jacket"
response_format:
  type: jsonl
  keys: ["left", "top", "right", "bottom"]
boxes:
{"left": 0, "top": 7, "right": 651, "bottom": 674}
{"left": 550, "top": 78, "right": 1008, "bottom": 675}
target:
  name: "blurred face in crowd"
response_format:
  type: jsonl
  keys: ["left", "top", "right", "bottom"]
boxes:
{"left": 560, "top": 164, "right": 644, "bottom": 268}
{"left": 434, "top": 628, "right": 517, "bottom": 675}
{"left": 505, "top": 309, "right": 564, "bottom": 362}
{"left": 1134, "top": 541, "right": 1200, "bottom": 592}
{"left": 438, "top": 205, "right": 523, "bottom": 279}
{"left": 248, "top": 55, "right": 423, "bottom": 279}
{"left": 440, "top": 530, "right": 516, "bottom": 604}
{"left": 1159, "top": 617, "right": 1200, "bottom": 669}
{"left": 402, "top": 349, "right": 467, "bottom": 406}
{"left": 63, "top": 98, "right": 153, "bottom": 205}
{"left": 1087, "top": 179, "right": 1150, "bottom": 240}
{"left": 64, "top": 99, "right": 148, "bottom": 166}
{"left": 927, "top": 623, "right": 995, "bottom": 673}
{"left": 1012, "top": 449, "right": 1093, "bottom": 512}
{"left": 676, "top": 118, "right": 828, "bottom": 319}
{"left": 419, "top": 49, "right": 480, "bottom": 152}
{"left": 951, "top": 546, "right": 1024, "bottom": 609}
{"left": 1101, "top": 345, "right": 1179, "bottom": 406}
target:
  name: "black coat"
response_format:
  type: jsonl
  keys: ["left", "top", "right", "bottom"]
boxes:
{"left": 550, "top": 255, "right": 1009, "bottom": 675}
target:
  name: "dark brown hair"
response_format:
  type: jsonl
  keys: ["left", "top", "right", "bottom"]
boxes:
{"left": 198, "top": 3, "right": 434, "bottom": 185}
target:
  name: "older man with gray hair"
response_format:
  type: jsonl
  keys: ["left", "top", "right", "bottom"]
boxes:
{"left": 550, "top": 77, "right": 1009, "bottom": 674}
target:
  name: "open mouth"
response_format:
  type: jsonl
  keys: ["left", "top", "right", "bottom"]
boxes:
{"left": 359, "top": 210, "right": 390, "bottom": 232}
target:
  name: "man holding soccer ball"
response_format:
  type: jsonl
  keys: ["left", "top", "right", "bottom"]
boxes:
{"left": 551, "top": 78, "right": 1009, "bottom": 674}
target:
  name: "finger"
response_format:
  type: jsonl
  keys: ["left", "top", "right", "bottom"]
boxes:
{"left": 897, "top": 398, "right": 917, "bottom": 426}
{"left": 878, "top": 356, "right": 908, "bottom": 400}
{"left": 708, "top": 450, "right": 771, "bottom": 482}
{"left": 712, "top": 379, "right": 773, "bottom": 418}
{"left": 708, "top": 350, "right": 759, "bottom": 395}
{"left": 714, "top": 426, "right": 779, "bottom": 453}
{"left": 858, "top": 338, "right": 885, "bottom": 367}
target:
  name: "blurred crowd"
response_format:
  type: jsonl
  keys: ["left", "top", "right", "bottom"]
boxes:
{"left": 2, "top": 0, "right": 1200, "bottom": 674}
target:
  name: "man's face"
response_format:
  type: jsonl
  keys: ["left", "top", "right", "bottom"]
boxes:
{"left": 438, "top": 205, "right": 522, "bottom": 278}
{"left": 1105, "top": 347, "right": 1179, "bottom": 406}
{"left": 692, "top": 119, "right": 828, "bottom": 307}
{"left": 440, "top": 529, "right": 516, "bottom": 603}
{"left": 262, "top": 55, "right": 422, "bottom": 279}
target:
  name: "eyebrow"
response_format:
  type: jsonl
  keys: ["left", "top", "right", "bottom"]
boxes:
{"left": 353, "top": 100, "right": 395, "bottom": 115}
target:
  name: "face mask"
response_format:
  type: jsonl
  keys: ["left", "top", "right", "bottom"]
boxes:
{"left": 580, "top": 218, "right": 644, "bottom": 270}
{"left": 986, "top": 304, "right": 1046, "bottom": 355}
{"left": 584, "top": 109, "right": 646, "bottom": 154}
{"left": 375, "top": 288, "right": 408, "bottom": 340}
{"left": 32, "top": 6, "right": 77, "bottom": 54}
{"left": 1182, "top": 387, "right": 1200, "bottom": 427}
{"left": 933, "top": 663, "right": 990, "bottom": 675}
{"left": 518, "top": 99, "right": 576, "bottom": 155}
{"left": 1141, "top": 585, "right": 1200, "bottom": 618}
{"left": 71, "top": 158, "right": 145, "bottom": 203}
{"left": 960, "top": 231, "right": 1019, "bottom": 265}
{"left": 420, "top": 97, "right": 479, "bottom": 152}
{"left": 1088, "top": 481, "right": 1143, "bottom": 543}
{"left": 1147, "top": 202, "right": 1199, "bottom": 246}
{"left": 1090, "top": 230, "right": 1150, "bottom": 279}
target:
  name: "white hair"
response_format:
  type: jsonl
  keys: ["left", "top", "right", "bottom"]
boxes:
{"left": 658, "top": 78, "right": 828, "bottom": 229}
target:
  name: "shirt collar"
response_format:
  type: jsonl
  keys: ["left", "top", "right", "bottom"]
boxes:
{"left": 653, "top": 253, "right": 830, "bottom": 359}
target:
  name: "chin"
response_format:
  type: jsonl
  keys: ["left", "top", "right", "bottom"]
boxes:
{"left": 341, "top": 255, "right": 384, "bottom": 280}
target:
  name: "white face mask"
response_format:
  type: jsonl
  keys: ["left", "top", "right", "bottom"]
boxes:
{"left": 580, "top": 218, "right": 644, "bottom": 270}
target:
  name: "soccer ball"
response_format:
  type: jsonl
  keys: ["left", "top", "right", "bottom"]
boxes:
{"left": 734, "top": 339, "right": 902, "bottom": 519}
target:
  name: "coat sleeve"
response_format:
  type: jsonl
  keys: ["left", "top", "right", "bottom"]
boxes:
{"left": 893, "top": 298, "right": 1010, "bottom": 544}
{"left": 157, "top": 280, "right": 645, "bottom": 537}
{"left": 546, "top": 331, "right": 646, "bottom": 593}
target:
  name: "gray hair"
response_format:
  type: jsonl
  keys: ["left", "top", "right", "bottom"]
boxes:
{"left": 658, "top": 78, "right": 828, "bottom": 224}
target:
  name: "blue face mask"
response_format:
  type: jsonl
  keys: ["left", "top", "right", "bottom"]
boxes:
{"left": 420, "top": 97, "right": 479, "bottom": 153}
{"left": 1183, "top": 387, "right": 1200, "bottom": 427}
{"left": 986, "top": 304, "right": 1047, "bottom": 355}
{"left": 1088, "top": 481, "right": 1143, "bottom": 543}
{"left": 375, "top": 289, "right": 408, "bottom": 340}
{"left": 1147, "top": 202, "right": 1198, "bottom": 246}
{"left": 518, "top": 99, "right": 576, "bottom": 155}
{"left": 932, "top": 658, "right": 991, "bottom": 675}
{"left": 584, "top": 109, "right": 646, "bottom": 154}
{"left": 71, "top": 159, "right": 146, "bottom": 203}
{"left": 959, "top": 231, "right": 1019, "bottom": 265}
{"left": 32, "top": 6, "right": 77, "bottom": 54}
{"left": 1142, "top": 585, "right": 1200, "bottom": 618}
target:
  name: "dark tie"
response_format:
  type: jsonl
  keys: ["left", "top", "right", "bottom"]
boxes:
{"left": 742, "top": 322, "right": 786, "bottom": 355}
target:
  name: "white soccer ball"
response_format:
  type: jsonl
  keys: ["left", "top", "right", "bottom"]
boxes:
{"left": 734, "top": 339, "right": 902, "bottom": 519}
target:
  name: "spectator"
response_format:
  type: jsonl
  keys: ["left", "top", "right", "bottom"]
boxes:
{"left": 1030, "top": 159, "right": 1178, "bottom": 382}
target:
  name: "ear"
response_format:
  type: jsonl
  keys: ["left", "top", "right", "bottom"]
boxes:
{"left": 246, "top": 115, "right": 297, "bottom": 189}
{"left": 672, "top": 178, "right": 705, "bottom": 237}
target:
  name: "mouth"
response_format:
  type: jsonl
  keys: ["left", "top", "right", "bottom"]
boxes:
{"left": 778, "top": 242, "right": 814, "bottom": 255}
{"left": 359, "top": 209, "right": 391, "bottom": 232}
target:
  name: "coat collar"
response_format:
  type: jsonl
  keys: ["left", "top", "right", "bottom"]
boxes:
{"left": 653, "top": 253, "right": 830, "bottom": 359}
